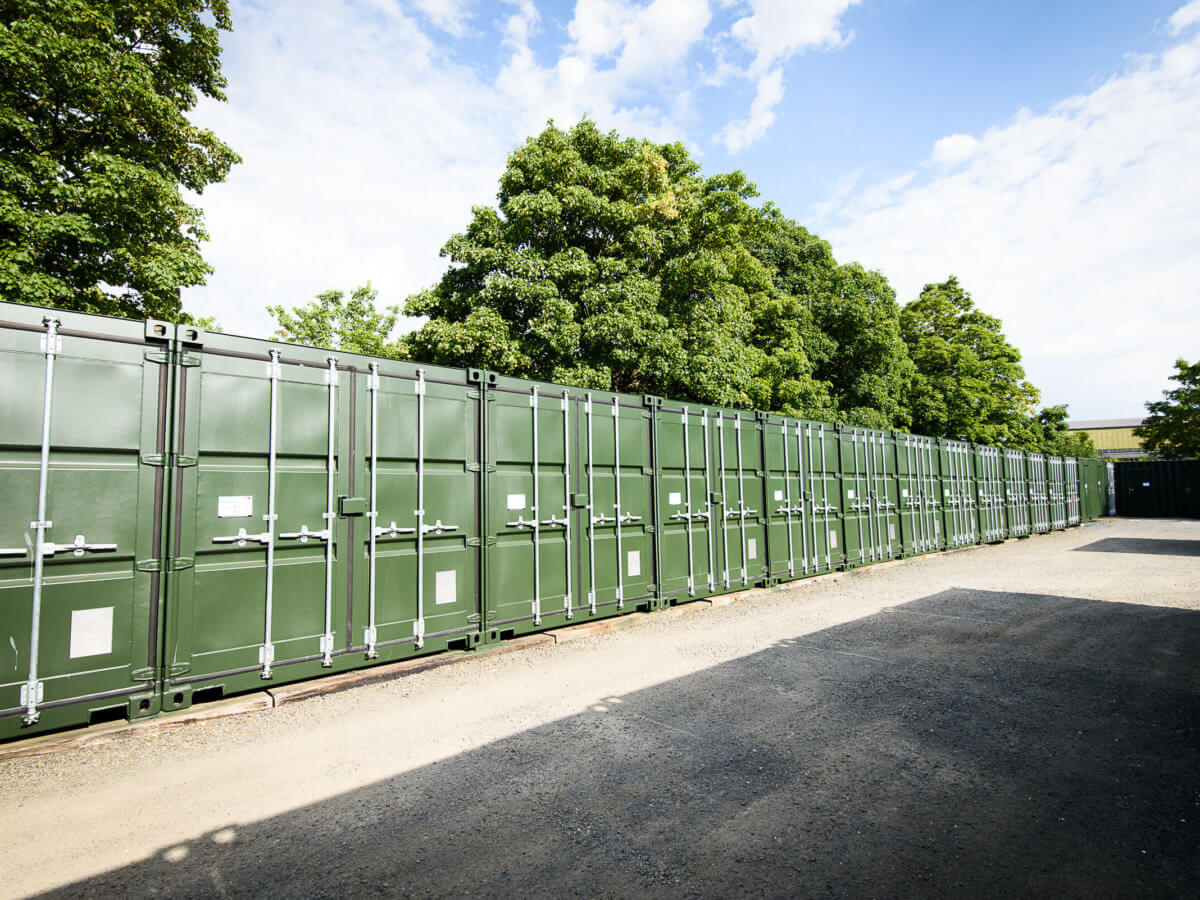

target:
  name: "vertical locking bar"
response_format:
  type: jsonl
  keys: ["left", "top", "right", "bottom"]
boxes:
{"left": 806, "top": 424, "right": 819, "bottom": 570}
{"left": 585, "top": 393, "right": 596, "bottom": 614}
{"left": 365, "top": 363, "right": 380, "bottom": 657}
{"left": 734, "top": 417, "right": 747, "bottom": 585}
{"left": 562, "top": 390, "right": 572, "bottom": 618}
{"left": 702, "top": 412, "right": 715, "bottom": 591}
{"left": 260, "top": 349, "right": 281, "bottom": 679}
{"left": 531, "top": 386, "right": 541, "bottom": 625}
{"left": 414, "top": 369, "right": 427, "bottom": 648}
{"left": 22, "top": 317, "right": 59, "bottom": 725}
{"left": 781, "top": 422, "right": 794, "bottom": 575}
{"left": 321, "top": 357, "right": 337, "bottom": 666}
{"left": 718, "top": 416, "right": 730, "bottom": 586}
{"left": 819, "top": 425, "right": 831, "bottom": 567}
{"left": 681, "top": 408, "right": 694, "bottom": 596}
{"left": 612, "top": 398, "right": 624, "bottom": 607}
{"left": 796, "top": 422, "right": 810, "bottom": 572}
{"left": 852, "top": 432, "right": 865, "bottom": 561}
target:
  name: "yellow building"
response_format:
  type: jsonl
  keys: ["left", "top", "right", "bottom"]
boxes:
{"left": 1067, "top": 418, "right": 1145, "bottom": 459}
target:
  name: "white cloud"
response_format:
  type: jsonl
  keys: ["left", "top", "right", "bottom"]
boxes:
{"left": 717, "top": 66, "right": 783, "bottom": 151}
{"left": 714, "top": 0, "right": 859, "bottom": 151}
{"left": 819, "top": 24, "right": 1200, "bottom": 419}
{"left": 931, "top": 133, "right": 979, "bottom": 166}
{"left": 1169, "top": 0, "right": 1200, "bottom": 34}
{"left": 409, "top": 0, "right": 473, "bottom": 36}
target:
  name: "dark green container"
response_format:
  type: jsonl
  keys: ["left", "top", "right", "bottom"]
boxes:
{"left": 839, "top": 426, "right": 901, "bottom": 566}
{"left": 1027, "top": 454, "right": 1051, "bottom": 533}
{"left": 1002, "top": 448, "right": 1032, "bottom": 537}
{"left": 894, "top": 432, "right": 943, "bottom": 556}
{"left": 0, "top": 306, "right": 168, "bottom": 738}
{"left": 974, "top": 445, "right": 1008, "bottom": 543}
{"left": 938, "top": 438, "right": 979, "bottom": 548}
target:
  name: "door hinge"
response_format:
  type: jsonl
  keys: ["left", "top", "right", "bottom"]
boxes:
{"left": 168, "top": 663, "right": 191, "bottom": 677}
{"left": 175, "top": 455, "right": 197, "bottom": 468}
{"left": 467, "top": 613, "right": 482, "bottom": 623}
{"left": 178, "top": 352, "right": 201, "bottom": 367}
{"left": 170, "top": 557, "right": 194, "bottom": 571}
{"left": 131, "top": 667, "right": 156, "bottom": 682}
{"left": 467, "top": 389, "right": 481, "bottom": 400}
{"left": 145, "top": 350, "right": 172, "bottom": 365}
{"left": 467, "top": 537, "right": 481, "bottom": 547}
{"left": 141, "top": 453, "right": 169, "bottom": 467}
{"left": 137, "top": 558, "right": 164, "bottom": 572}
{"left": 466, "top": 462, "right": 481, "bottom": 472}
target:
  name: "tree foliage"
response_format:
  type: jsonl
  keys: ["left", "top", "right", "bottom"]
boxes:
{"left": 0, "top": 0, "right": 239, "bottom": 321}
{"left": 1135, "top": 358, "right": 1200, "bottom": 459}
{"left": 269, "top": 283, "right": 402, "bottom": 358}
{"left": 401, "top": 119, "right": 777, "bottom": 408}
{"left": 900, "top": 276, "right": 1041, "bottom": 446}
{"left": 1033, "top": 404, "right": 1096, "bottom": 458}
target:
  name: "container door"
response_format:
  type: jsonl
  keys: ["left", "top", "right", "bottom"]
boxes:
{"left": 713, "top": 411, "right": 766, "bottom": 590}
{"left": 362, "top": 365, "right": 483, "bottom": 653}
{"left": 165, "top": 335, "right": 356, "bottom": 699}
{"left": 486, "top": 381, "right": 573, "bottom": 633}
{"left": 1029, "top": 455, "right": 1050, "bottom": 532}
{"left": 1004, "top": 450, "right": 1031, "bottom": 537}
{"left": 802, "top": 422, "right": 843, "bottom": 571}
{"left": 977, "top": 447, "right": 1006, "bottom": 542}
{"left": 841, "top": 429, "right": 877, "bottom": 565}
{"left": 576, "top": 392, "right": 656, "bottom": 619}
{"left": 1, "top": 307, "right": 166, "bottom": 737}
{"left": 1065, "top": 458, "right": 1081, "bottom": 525}
{"left": 897, "top": 434, "right": 938, "bottom": 555}
{"left": 656, "top": 405, "right": 719, "bottom": 600}
{"left": 764, "top": 418, "right": 817, "bottom": 581}
{"left": 876, "top": 432, "right": 901, "bottom": 559}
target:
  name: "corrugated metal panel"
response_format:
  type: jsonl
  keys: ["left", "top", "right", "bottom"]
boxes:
{"left": 1115, "top": 461, "right": 1200, "bottom": 518}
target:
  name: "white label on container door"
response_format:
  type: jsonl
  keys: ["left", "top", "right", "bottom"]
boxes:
{"left": 627, "top": 550, "right": 641, "bottom": 577}
{"left": 889, "top": 524, "right": 896, "bottom": 540}
{"left": 944, "top": 488, "right": 950, "bottom": 496}
{"left": 69, "top": 607, "right": 113, "bottom": 659}
{"left": 435, "top": 570, "right": 457, "bottom": 605}
{"left": 847, "top": 489, "right": 855, "bottom": 499}
{"left": 668, "top": 492, "right": 682, "bottom": 505}
{"left": 506, "top": 493, "right": 526, "bottom": 510}
{"left": 774, "top": 489, "right": 784, "bottom": 501}
{"left": 747, "top": 538, "right": 757, "bottom": 560}
{"left": 217, "top": 495, "right": 253, "bottom": 518}
{"left": 902, "top": 489, "right": 909, "bottom": 498}
{"left": 830, "top": 530, "right": 838, "bottom": 549}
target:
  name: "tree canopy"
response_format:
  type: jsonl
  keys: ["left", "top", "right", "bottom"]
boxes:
{"left": 0, "top": 0, "right": 239, "bottom": 321}
{"left": 266, "top": 119, "right": 1095, "bottom": 457}
{"left": 269, "top": 283, "right": 402, "bottom": 358}
{"left": 899, "top": 276, "right": 1041, "bottom": 446}
{"left": 1135, "top": 358, "right": 1200, "bottom": 459}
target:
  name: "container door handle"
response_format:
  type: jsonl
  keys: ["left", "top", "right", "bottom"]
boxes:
{"left": 213, "top": 528, "right": 270, "bottom": 547}
{"left": 41, "top": 534, "right": 118, "bottom": 557}
{"left": 423, "top": 520, "right": 458, "bottom": 535}
{"left": 279, "top": 524, "right": 332, "bottom": 543}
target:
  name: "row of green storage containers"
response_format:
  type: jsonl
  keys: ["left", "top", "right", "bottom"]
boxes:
{"left": 0, "top": 301, "right": 1109, "bottom": 740}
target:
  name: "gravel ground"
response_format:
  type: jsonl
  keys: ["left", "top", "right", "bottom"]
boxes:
{"left": 1, "top": 517, "right": 1198, "bottom": 899}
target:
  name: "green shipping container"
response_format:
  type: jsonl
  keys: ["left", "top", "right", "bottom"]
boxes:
{"left": 1, "top": 308, "right": 167, "bottom": 737}
{"left": 894, "top": 432, "right": 943, "bottom": 556}
{"left": 1064, "top": 457, "right": 1081, "bottom": 526}
{"left": 1002, "top": 449, "right": 1032, "bottom": 537}
{"left": 1028, "top": 454, "right": 1051, "bottom": 533}
{"left": 1047, "top": 456, "right": 1068, "bottom": 530}
{"left": 762, "top": 416, "right": 842, "bottom": 581}
{"left": 939, "top": 439, "right": 979, "bottom": 548}
{"left": 974, "top": 445, "right": 1008, "bottom": 543}
{"left": 839, "top": 427, "right": 901, "bottom": 566}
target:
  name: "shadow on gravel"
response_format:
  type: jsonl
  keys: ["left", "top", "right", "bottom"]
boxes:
{"left": 1074, "top": 537, "right": 1200, "bottom": 557}
{"left": 44, "top": 590, "right": 1200, "bottom": 899}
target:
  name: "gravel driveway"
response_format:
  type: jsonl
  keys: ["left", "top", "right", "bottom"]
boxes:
{"left": 2, "top": 517, "right": 1198, "bottom": 898}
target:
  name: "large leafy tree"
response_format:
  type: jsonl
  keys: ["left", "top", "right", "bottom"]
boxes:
{"left": 1034, "top": 404, "right": 1097, "bottom": 458}
{"left": 0, "top": 0, "right": 239, "bottom": 321}
{"left": 750, "top": 208, "right": 913, "bottom": 428}
{"left": 900, "top": 276, "right": 1040, "bottom": 445}
{"left": 1135, "top": 358, "right": 1200, "bottom": 459}
{"left": 268, "top": 283, "right": 402, "bottom": 358}
{"left": 401, "top": 119, "right": 780, "bottom": 408}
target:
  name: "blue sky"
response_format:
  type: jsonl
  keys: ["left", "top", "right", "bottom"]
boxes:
{"left": 186, "top": 1, "right": 1200, "bottom": 419}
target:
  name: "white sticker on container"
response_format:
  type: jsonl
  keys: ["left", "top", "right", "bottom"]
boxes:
{"left": 889, "top": 524, "right": 895, "bottom": 540}
{"left": 902, "top": 489, "right": 909, "bottom": 498}
{"left": 627, "top": 550, "right": 641, "bottom": 577}
{"left": 944, "top": 488, "right": 950, "bottom": 496}
{"left": 747, "top": 538, "right": 757, "bottom": 560}
{"left": 848, "top": 489, "right": 855, "bottom": 499}
{"left": 69, "top": 607, "right": 113, "bottom": 659}
{"left": 774, "top": 489, "right": 784, "bottom": 501}
{"left": 217, "top": 495, "right": 253, "bottom": 518}
{"left": 830, "top": 531, "right": 838, "bottom": 549}
{"left": 435, "top": 570, "right": 457, "bottom": 605}
{"left": 506, "top": 493, "right": 526, "bottom": 510}
{"left": 668, "top": 492, "right": 682, "bottom": 505}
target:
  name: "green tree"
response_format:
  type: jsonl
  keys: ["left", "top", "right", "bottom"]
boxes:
{"left": 1033, "top": 404, "right": 1096, "bottom": 457}
{"left": 269, "top": 283, "right": 402, "bottom": 357}
{"left": 900, "top": 276, "right": 1040, "bottom": 445}
{"left": 1135, "top": 358, "right": 1200, "bottom": 459}
{"left": 0, "top": 1, "right": 239, "bottom": 321}
{"left": 401, "top": 119, "right": 779, "bottom": 408}
{"left": 749, "top": 208, "right": 914, "bottom": 427}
